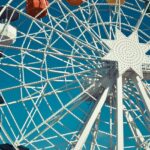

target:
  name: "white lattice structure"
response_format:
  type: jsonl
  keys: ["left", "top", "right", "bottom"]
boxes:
{"left": 0, "top": 0, "right": 149, "bottom": 150}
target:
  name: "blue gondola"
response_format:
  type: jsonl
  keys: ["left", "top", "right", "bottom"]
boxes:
{"left": 0, "top": 144, "right": 15, "bottom": 150}
{"left": 145, "top": 0, "right": 150, "bottom": 13}
{"left": 0, "top": 144, "right": 29, "bottom": 150}
{"left": 0, "top": 6, "right": 19, "bottom": 22}
{"left": 18, "top": 145, "right": 29, "bottom": 150}
{"left": 0, "top": 52, "right": 3, "bottom": 58}
{"left": 0, "top": 96, "right": 4, "bottom": 104}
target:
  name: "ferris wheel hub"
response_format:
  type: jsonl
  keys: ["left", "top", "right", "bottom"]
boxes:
{"left": 102, "top": 30, "right": 150, "bottom": 78}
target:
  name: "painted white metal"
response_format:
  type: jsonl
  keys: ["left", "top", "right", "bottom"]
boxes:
{"left": 90, "top": 114, "right": 100, "bottom": 150}
{"left": 123, "top": 105, "right": 145, "bottom": 145}
{"left": 102, "top": 30, "right": 150, "bottom": 78}
{"left": 135, "top": 76, "right": 150, "bottom": 115}
{"left": 74, "top": 87, "right": 109, "bottom": 150}
{"left": 17, "top": 84, "right": 95, "bottom": 143}
{"left": 0, "top": 0, "right": 149, "bottom": 149}
{"left": 0, "top": 24, "right": 17, "bottom": 45}
{"left": 116, "top": 75, "right": 124, "bottom": 150}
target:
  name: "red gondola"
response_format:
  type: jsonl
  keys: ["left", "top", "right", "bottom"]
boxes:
{"left": 67, "top": 0, "right": 83, "bottom": 6}
{"left": 26, "top": 0, "right": 49, "bottom": 19}
{"left": 107, "top": 0, "right": 125, "bottom": 5}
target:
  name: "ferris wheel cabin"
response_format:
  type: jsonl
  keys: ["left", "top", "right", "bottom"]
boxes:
{"left": 26, "top": 0, "right": 49, "bottom": 19}
{"left": 0, "top": 6, "right": 18, "bottom": 45}
{"left": 144, "top": 0, "right": 150, "bottom": 14}
{"left": 0, "top": 96, "right": 4, "bottom": 104}
{"left": 0, "top": 144, "right": 29, "bottom": 150}
{"left": 0, "top": 144, "right": 15, "bottom": 150}
{"left": 67, "top": 0, "right": 83, "bottom": 6}
{"left": 0, "top": 51, "right": 3, "bottom": 58}
{"left": 106, "top": 0, "right": 125, "bottom": 5}
{"left": 0, "top": 6, "right": 19, "bottom": 22}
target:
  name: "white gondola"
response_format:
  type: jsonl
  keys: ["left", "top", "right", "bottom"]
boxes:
{"left": 0, "top": 23, "right": 17, "bottom": 45}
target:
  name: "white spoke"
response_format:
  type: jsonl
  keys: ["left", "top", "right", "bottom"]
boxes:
{"left": 134, "top": 76, "right": 150, "bottom": 117}
{"left": 0, "top": 0, "right": 149, "bottom": 149}
{"left": 117, "top": 75, "right": 124, "bottom": 150}
{"left": 74, "top": 87, "right": 109, "bottom": 150}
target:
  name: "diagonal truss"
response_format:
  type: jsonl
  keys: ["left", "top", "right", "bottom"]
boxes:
{"left": 0, "top": 0, "right": 149, "bottom": 149}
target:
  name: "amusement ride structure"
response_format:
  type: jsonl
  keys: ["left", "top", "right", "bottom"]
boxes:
{"left": 0, "top": 0, "right": 149, "bottom": 149}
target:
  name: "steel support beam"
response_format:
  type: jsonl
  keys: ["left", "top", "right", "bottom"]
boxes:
{"left": 90, "top": 114, "right": 100, "bottom": 150}
{"left": 74, "top": 87, "right": 109, "bottom": 150}
{"left": 123, "top": 105, "right": 145, "bottom": 145}
{"left": 117, "top": 76, "right": 124, "bottom": 150}
{"left": 135, "top": 76, "right": 150, "bottom": 116}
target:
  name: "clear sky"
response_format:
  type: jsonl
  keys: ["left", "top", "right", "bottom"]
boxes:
{"left": 0, "top": 0, "right": 149, "bottom": 149}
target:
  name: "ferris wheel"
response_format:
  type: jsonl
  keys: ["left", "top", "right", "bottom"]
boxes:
{"left": 0, "top": 0, "right": 149, "bottom": 149}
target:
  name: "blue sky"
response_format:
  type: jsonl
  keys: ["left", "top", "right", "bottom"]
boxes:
{"left": 0, "top": 0, "right": 149, "bottom": 149}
